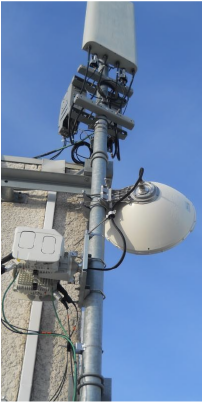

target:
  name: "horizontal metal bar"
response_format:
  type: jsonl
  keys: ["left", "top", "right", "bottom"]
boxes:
{"left": 1, "top": 167, "right": 91, "bottom": 194}
{"left": 73, "top": 75, "right": 96, "bottom": 96}
{"left": 1, "top": 155, "right": 83, "bottom": 170}
{"left": 74, "top": 94, "right": 134, "bottom": 130}
{"left": 77, "top": 65, "right": 134, "bottom": 97}
{"left": 1, "top": 155, "right": 44, "bottom": 165}
{"left": 72, "top": 76, "right": 127, "bottom": 108}
{"left": 71, "top": 109, "right": 127, "bottom": 140}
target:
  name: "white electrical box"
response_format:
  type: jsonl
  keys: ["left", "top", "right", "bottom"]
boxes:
{"left": 12, "top": 227, "right": 64, "bottom": 264}
{"left": 82, "top": 2, "right": 138, "bottom": 74}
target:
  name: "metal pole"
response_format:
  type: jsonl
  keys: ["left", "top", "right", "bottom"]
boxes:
{"left": 80, "top": 65, "right": 109, "bottom": 401}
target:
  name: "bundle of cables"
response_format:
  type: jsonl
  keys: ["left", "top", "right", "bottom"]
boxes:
{"left": 1, "top": 252, "right": 13, "bottom": 274}
{"left": 107, "top": 127, "right": 121, "bottom": 161}
{"left": 33, "top": 53, "right": 134, "bottom": 164}
{"left": 33, "top": 132, "right": 93, "bottom": 161}
{"left": 71, "top": 141, "right": 93, "bottom": 166}
{"left": 87, "top": 167, "right": 144, "bottom": 272}
{"left": 1, "top": 273, "right": 78, "bottom": 401}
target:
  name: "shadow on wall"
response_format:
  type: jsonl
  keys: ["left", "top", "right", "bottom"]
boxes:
{"left": 53, "top": 193, "right": 87, "bottom": 252}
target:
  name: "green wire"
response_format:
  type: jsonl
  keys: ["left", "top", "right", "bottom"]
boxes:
{"left": 34, "top": 132, "right": 93, "bottom": 159}
{"left": 1, "top": 274, "right": 78, "bottom": 401}
{"left": 2, "top": 273, "right": 18, "bottom": 326}
{"left": 51, "top": 293, "right": 69, "bottom": 338}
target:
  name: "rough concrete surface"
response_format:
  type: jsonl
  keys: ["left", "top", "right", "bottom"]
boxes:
{"left": 1, "top": 162, "right": 86, "bottom": 401}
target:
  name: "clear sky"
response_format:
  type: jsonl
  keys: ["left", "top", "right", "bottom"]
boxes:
{"left": 1, "top": 1, "right": 202, "bottom": 401}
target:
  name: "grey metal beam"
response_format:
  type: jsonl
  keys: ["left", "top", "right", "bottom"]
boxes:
{"left": 77, "top": 65, "right": 134, "bottom": 97}
{"left": 74, "top": 94, "right": 135, "bottom": 130}
{"left": 1, "top": 155, "right": 82, "bottom": 170}
{"left": 1, "top": 167, "right": 91, "bottom": 194}
{"left": 72, "top": 76, "right": 128, "bottom": 108}
{"left": 70, "top": 109, "right": 128, "bottom": 140}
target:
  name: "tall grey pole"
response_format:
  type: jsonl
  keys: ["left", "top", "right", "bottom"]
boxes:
{"left": 80, "top": 65, "right": 109, "bottom": 401}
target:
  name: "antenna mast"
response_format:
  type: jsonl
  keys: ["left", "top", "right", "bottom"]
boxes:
{"left": 77, "top": 3, "right": 137, "bottom": 400}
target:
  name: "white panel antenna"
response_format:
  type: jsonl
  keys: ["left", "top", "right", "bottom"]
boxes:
{"left": 82, "top": 2, "right": 138, "bottom": 74}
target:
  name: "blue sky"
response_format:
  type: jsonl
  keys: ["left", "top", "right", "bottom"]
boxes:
{"left": 1, "top": 2, "right": 202, "bottom": 401}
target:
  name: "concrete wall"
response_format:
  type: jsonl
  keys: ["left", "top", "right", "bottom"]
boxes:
{"left": 1, "top": 161, "right": 86, "bottom": 401}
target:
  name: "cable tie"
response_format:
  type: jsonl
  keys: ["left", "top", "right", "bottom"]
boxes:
{"left": 106, "top": 210, "right": 116, "bottom": 219}
{"left": 89, "top": 289, "right": 106, "bottom": 300}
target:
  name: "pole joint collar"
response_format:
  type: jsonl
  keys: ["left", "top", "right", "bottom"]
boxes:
{"left": 90, "top": 151, "right": 108, "bottom": 166}
{"left": 77, "top": 373, "right": 104, "bottom": 394}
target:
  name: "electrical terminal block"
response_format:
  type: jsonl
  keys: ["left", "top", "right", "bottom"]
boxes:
{"left": 14, "top": 252, "right": 79, "bottom": 282}
{"left": 13, "top": 269, "right": 58, "bottom": 301}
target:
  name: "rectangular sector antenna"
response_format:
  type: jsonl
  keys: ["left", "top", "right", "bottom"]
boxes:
{"left": 82, "top": 2, "right": 137, "bottom": 74}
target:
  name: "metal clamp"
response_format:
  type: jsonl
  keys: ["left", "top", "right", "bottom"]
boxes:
{"left": 75, "top": 342, "right": 85, "bottom": 354}
{"left": 77, "top": 373, "right": 104, "bottom": 394}
{"left": 106, "top": 210, "right": 116, "bottom": 219}
{"left": 101, "top": 184, "right": 112, "bottom": 202}
{"left": 90, "top": 151, "right": 108, "bottom": 166}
